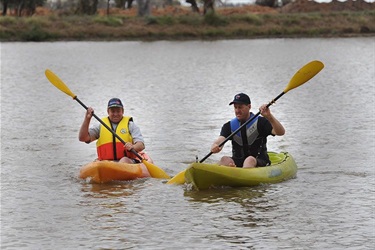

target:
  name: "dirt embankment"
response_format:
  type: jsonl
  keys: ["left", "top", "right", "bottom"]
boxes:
{"left": 33, "top": 0, "right": 374, "bottom": 17}
{"left": 280, "top": 0, "right": 375, "bottom": 13}
{"left": 216, "top": 0, "right": 375, "bottom": 15}
{"left": 2, "top": 0, "right": 373, "bottom": 42}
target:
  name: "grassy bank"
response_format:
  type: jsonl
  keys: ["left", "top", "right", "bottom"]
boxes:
{"left": 1, "top": 8, "right": 374, "bottom": 41}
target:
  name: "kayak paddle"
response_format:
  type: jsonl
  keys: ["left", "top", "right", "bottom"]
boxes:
{"left": 167, "top": 60, "right": 324, "bottom": 184}
{"left": 45, "top": 69, "right": 170, "bottom": 179}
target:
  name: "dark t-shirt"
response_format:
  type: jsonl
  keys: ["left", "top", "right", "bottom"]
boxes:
{"left": 220, "top": 116, "right": 273, "bottom": 166}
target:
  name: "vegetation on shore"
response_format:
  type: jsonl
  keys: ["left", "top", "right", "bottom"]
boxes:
{"left": 1, "top": 5, "right": 374, "bottom": 42}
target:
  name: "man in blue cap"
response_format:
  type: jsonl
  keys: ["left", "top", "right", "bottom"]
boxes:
{"left": 210, "top": 93, "right": 285, "bottom": 168}
{"left": 78, "top": 98, "right": 151, "bottom": 177}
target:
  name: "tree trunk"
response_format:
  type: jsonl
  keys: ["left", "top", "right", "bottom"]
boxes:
{"left": 136, "top": 0, "right": 151, "bottom": 16}
{"left": 126, "top": 0, "right": 134, "bottom": 9}
{"left": 255, "top": 0, "right": 277, "bottom": 8}
{"left": 17, "top": 0, "right": 25, "bottom": 17}
{"left": 26, "top": 0, "right": 38, "bottom": 15}
{"left": 203, "top": 0, "right": 215, "bottom": 15}
{"left": 2, "top": 0, "right": 9, "bottom": 16}
{"left": 114, "top": 0, "right": 126, "bottom": 9}
{"left": 185, "top": 0, "right": 199, "bottom": 13}
{"left": 77, "top": 0, "right": 98, "bottom": 15}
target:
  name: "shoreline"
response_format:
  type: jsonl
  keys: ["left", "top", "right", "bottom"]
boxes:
{"left": 1, "top": 7, "right": 374, "bottom": 42}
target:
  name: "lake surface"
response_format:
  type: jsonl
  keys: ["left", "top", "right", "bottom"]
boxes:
{"left": 1, "top": 38, "right": 374, "bottom": 249}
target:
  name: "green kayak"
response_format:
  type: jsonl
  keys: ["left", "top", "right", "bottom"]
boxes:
{"left": 185, "top": 152, "right": 297, "bottom": 190}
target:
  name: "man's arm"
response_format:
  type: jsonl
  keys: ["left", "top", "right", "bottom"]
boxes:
{"left": 79, "top": 107, "right": 94, "bottom": 143}
{"left": 259, "top": 104, "right": 285, "bottom": 136}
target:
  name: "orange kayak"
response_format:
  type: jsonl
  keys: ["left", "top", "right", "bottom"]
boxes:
{"left": 79, "top": 161, "right": 144, "bottom": 183}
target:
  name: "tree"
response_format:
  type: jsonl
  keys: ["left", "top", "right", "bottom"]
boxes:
{"left": 126, "top": 0, "right": 134, "bottom": 9}
{"left": 136, "top": 0, "right": 151, "bottom": 16}
{"left": 114, "top": 0, "right": 134, "bottom": 9}
{"left": 203, "top": 0, "right": 214, "bottom": 15}
{"left": 114, "top": 0, "right": 125, "bottom": 8}
{"left": 185, "top": 0, "right": 215, "bottom": 15}
{"left": 1, "top": 0, "right": 46, "bottom": 16}
{"left": 255, "top": 0, "right": 277, "bottom": 8}
{"left": 1, "top": 0, "right": 9, "bottom": 16}
{"left": 186, "top": 0, "right": 199, "bottom": 13}
{"left": 76, "top": 0, "right": 98, "bottom": 15}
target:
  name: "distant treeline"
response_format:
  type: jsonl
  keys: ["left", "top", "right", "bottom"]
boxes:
{"left": 1, "top": 0, "right": 293, "bottom": 17}
{"left": 1, "top": 0, "right": 46, "bottom": 16}
{"left": 1, "top": 0, "right": 373, "bottom": 17}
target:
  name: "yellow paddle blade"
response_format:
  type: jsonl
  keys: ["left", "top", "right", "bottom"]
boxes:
{"left": 143, "top": 160, "right": 170, "bottom": 179}
{"left": 45, "top": 69, "right": 76, "bottom": 99}
{"left": 283, "top": 60, "right": 324, "bottom": 93}
{"left": 166, "top": 170, "right": 186, "bottom": 185}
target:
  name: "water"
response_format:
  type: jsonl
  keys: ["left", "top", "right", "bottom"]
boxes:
{"left": 1, "top": 38, "right": 374, "bottom": 249}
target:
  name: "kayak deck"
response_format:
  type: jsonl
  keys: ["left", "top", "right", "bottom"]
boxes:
{"left": 79, "top": 161, "right": 143, "bottom": 183}
{"left": 185, "top": 152, "right": 297, "bottom": 190}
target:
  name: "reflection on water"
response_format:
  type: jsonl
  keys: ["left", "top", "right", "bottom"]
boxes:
{"left": 1, "top": 38, "right": 374, "bottom": 249}
{"left": 81, "top": 180, "right": 147, "bottom": 198}
{"left": 185, "top": 186, "right": 273, "bottom": 227}
{"left": 184, "top": 185, "right": 267, "bottom": 203}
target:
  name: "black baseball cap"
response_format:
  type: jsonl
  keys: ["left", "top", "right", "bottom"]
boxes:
{"left": 229, "top": 93, "right": 251, "bottom": 105}
{"left": 108, "top": 98, "right": 123, "bottom": 108}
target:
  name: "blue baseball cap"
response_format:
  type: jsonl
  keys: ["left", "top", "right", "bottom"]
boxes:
{"left": 108, "top": 98, "right": 123, "bottom": 108}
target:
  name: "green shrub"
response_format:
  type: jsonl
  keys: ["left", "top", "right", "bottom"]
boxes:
{"left": 237, "top": 14, "right": 263, "bottom": 25}
{"left": 204, "top": 12, "right": 228, "bottom": 27}
{"left": 157, "top": 16, "right": 175, "bottom": 25}
{"left": 145, "top": 16, "right": 175, "bottom": 25}
{"left": 145, "top": 16, "right": 158, "bottom": 25}
{"left": 203, "top": 28, "right": 226, "bottom": 37}
{"left": 21, "top": 25, "right": 56, "bottom": 41}
{"left": 0, "top": 16, "right": 17, "bottom": 25}
{"left": 177, "top": 15, "right": 202, "bottom": 26}
{"left": 0, "top": 29, "right": 16, "bottom": 40}
{"left": 93, "top": 16, "right": 123, "bottom": 26}
{"left": 281, "top": 16, "right": 300, "bottom": 26}
{"left": 24, "top": 16, "right": 49, "bottom": 27}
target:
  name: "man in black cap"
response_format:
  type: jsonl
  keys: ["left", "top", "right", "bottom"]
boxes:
{"left": 78, "top": 98, "right": 151, "bottom": 177}
{"left": 210, "top": 93, "right": 285, "bottom": 168}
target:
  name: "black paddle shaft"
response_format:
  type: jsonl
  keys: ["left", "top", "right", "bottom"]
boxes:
{"left": 199, "top": 91, "right": 286, "bottom": 163}
{"left": 74, "top": 96, "right": 143, "bottom": 161}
